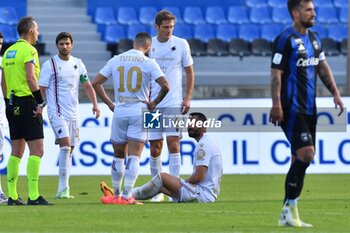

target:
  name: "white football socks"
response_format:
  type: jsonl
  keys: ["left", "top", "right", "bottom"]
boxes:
{"left": 111, "top": 157, "right": 125, "bottom": 196}
{"left": 133, "top": 173, "right": 163, "bottom": 200}
{"left": 58, "top": 146, "right": 71, "bottom": 193}
{"left": 123, "top": 155, "right": 140, "bottom": 199}
{"left": 169, "top": 153, "right": 181, "bottom": 177}
{"left": 150, "top": 156, "right": 162, "bottom": 177}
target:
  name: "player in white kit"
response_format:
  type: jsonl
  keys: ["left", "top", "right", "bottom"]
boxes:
{"left": 0, "top": 32, "right": 8, "bottom": 203}
{"left": 148, "top": 10, "right": 195, "bottom": 202}
{"left": 39, "top": 32, "right": 100, "bottom": 199}
{"left": 132, "top": 112, "right": 223, "bottom": 203}
{"left": 92, "top": 32, "right": 170, "bottom": 205}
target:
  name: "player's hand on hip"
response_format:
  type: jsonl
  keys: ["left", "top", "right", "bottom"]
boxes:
{"left": 145, "top": 101, "right": 156, "bottom": 112}
{"left": 269, "top": 107, "right": 284, "bottom": 126}
{"left": 108, "top": 103, "right": 115, "bottom": 112}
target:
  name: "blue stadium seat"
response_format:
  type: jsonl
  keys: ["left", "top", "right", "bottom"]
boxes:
{"left": 245, "top": 0, "right": 268, "bottom": 7}
{"left": 0, "top": 24, "right": 17, "bottom": 42}
{"left": 267, "top": 0, "right": 285, "bottom": 7}
{"left": 205, "top": 6, "right": 227, "bottom": 25}
{"left": 183, "top": 6, "right": 206, "bottom": 25}
{"left": 173, "top": 23, "right": 193, "bottom": 39}
{"left": 272, "top": 6, "right": 292, "bottom": 24}
{"left": 333, "top": 0, "right": 348, "bottom": 8}
{"left": 339, "top": 7, "right": 348, "bottom": 23}
{"left": 193, "top": 24, "right": 215, "bottom": 42}
{"left": 104, "top": 24, "right": 125, "bottom": 43}
{"left": 327, "top": 23, "right": 347, "bottom": 42}
{"left": 126, "top": 24, "right": 148, "bottom": 40}
{"left": 228, "top": 6, "right": 250, "bottom": 24}
{"left": 139, "top": 7, "right": 157, "bottom": 25}
{"left": 316, "top": 6, "right": 339, "bottom": 24}
{"left": 0, "top": 7, "right": 19, "bottom": 25}
{"left": 250, "top": 6, "right": 272, "bottom": 24}
{"left": 313, "top": 0, "right": 334, "bottom": 7}
{"left": 310, "top": 24, "right": 327, "bottom": 39}
{"left": 149, "top": 26, "right": 157, "bottom": 36}
{"left": 117, "top": 7, "right": 139, "bottom": 25}
{"left": 94, "top": 7, "right": 117, "bottom": 25}
{"left": 261, "top": 23, "right": 284, "bottom": 42}
{"left": 162, "top": 6, "right": 183, "bottom": 23}
{"left": 238, "top": 23, "right": 260, "bottom": 42}
{"left": 216, "top": 24, "right": 238, "bottom": 42}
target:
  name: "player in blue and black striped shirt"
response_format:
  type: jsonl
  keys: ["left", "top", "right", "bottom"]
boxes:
{"left": 269, "top": 0, "right": 344, "bottom": 228}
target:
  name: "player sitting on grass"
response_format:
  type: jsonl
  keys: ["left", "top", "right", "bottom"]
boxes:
{"left": 101, "top": 112, "right": 223, "bottom": 203}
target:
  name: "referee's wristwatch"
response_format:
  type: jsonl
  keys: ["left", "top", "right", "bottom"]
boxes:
{"left": 37, "top": 101, "right": 46, "bottom": 108}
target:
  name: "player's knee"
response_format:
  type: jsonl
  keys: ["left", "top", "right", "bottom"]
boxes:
{"left": 150, "top": 140, "right": 162, "bottom": 156}
{"left": 167, "top": 139, "right": 180, "bottom": 153}
{"left": 303, "top": 149, "right": 315, "bottom": 164}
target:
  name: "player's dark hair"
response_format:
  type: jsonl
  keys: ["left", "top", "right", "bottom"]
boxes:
{"left": 134, "top": 32, "right": 152, "bottom": 47}
{"left": 56, "top": 32, "right": 73, "bottom": 45}
{"left": 287, "top": 0, "right": 313, "bottom": 18}
{"left": 0, "top": 32, "right": 3, "bottom": 39}
{"left": 17, "top": 16, "right": 36, "bottom": 36}
{"left": 155, "top": 10, "right": 176, "bottom": 26}
{"left": 189, "top": 112, "right": 207, "bottom": 122}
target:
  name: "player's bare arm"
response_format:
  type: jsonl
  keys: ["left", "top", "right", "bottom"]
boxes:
{"left": 269, "top": 68, "right": 284, "bottom": 125}
{"left": 318, "top": 60, "right": 344, "bottom": 116}
{"left": 186, "top": 165, "right": 207, "bottom": 184}
{"left": 147, "top": 76, "right": 170, "bottom": 111}
{"left": 83, "top": 81, "right": 100, "bottom": 119}
{"left": 39, "top": 86, "right": 47, "bottom": 102}
{"left": 92, "top": 73, "right": 115, "bottom": 112}
{"left": 181, "top": 65, "right": 194, "bottom": 114}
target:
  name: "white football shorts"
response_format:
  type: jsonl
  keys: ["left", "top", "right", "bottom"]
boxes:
{"left": 110, "top": 115, "right": 146, "bottom": 145}
{"left": 148, "top": 106, "right": 183, "bottom": 141}
{"left": 49, "top": 114, "right": 79, "bottom": 146}
{"left": 173, "top": 179, "right": 216, "bottom": 203}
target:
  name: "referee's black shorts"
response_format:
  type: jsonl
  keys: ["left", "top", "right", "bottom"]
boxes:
{"left": 6, "top": 95, "right": 44, "bottom": 141}
{"left": 281, "top": 112, "right": 316, "bottom": 156}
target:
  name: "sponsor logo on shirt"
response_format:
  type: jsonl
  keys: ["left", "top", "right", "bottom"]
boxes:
{"left": 296, "top": 57, "right": 319, "bottom": 67}
{"left": 6, "top": 50, "right": 16, "bottom": 59}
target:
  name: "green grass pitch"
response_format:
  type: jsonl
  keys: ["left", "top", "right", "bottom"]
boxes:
{"left": 0, "top": 174, "right": 349, "bottom": 233}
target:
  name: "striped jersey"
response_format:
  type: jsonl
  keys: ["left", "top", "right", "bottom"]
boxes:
{"left": 271, "top": 27, "right": 325, "bottom": 115}
{"left": 39, "top": 54, "right": 89, "bottom": 120}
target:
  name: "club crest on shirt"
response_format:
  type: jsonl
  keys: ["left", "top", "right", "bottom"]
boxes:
{"left": 196, "top": 149, "right": 206, "bottom": 160}
{"left": 171, "top": 46, "right": 176, "bottom": 51}
{"left": 152, "top": 47, "right": 155, "bottom": 52}
{"left": 312, "top": 40, "right": 319, "bottom": 50}
{"left": 74, "top": 64, "right": 78, "bottom": 70}
{"left": 300, "top": 132, "right": 311, "bottom": 142}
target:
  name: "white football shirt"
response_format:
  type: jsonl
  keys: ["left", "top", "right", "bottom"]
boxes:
{"left": 193, "top": 134, "right": 223, "bottom": 200}
{"left": 39, "top": 54, "right": 88, "bottom": 120}
{"left": 99, "top": 49, "right": 164, "bottom": 118}
{"left": 149, "top": 35, "right": 193, "bottom": 108}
